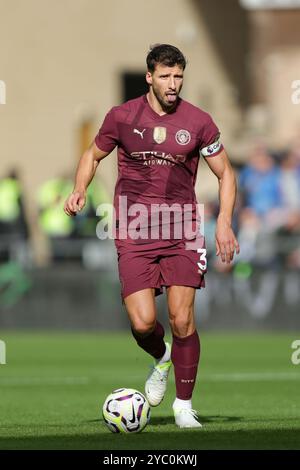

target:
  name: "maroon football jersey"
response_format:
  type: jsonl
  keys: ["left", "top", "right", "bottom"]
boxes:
{"left": 95, "top": 95, "right": 223, "bottom": 244}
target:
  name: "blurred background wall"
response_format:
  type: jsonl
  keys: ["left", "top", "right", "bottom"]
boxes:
{"left": 0, "top": 0, "right": 299, "bottom": 329}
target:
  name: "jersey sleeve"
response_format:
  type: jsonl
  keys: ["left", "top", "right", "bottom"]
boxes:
{"left": 199, "top": 115, "right": 223, "bottom": 157}
{"left": 94, "top": 107, "right": 119, "bottom": 152}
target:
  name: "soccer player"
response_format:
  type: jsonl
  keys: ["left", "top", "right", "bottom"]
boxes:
{"left": 64, "top": 44, "right": 240, "bottom": 428}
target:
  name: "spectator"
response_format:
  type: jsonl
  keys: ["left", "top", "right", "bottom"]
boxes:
{"left": 238, "top": 144, "right": 282, "bottom": 266}
{"left": 277, "top": 149, "right": 300, "bottom": 268}
{"left": 0, "top": 170, "right": 29, "bottom": 262}
{"left": 239, "top": 144, "right": 281, "bottom": 217}
{"left": 37, "top": 177, "right": 75, "bottom": 238}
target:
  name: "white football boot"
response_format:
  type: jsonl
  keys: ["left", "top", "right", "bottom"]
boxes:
{"left": 145, "top": 342, "right": 172, "bottom": 407}
{"left": 173, "top": 406, "right": 202, "bottom": 428}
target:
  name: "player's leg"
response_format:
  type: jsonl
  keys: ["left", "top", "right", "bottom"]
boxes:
{"left": 125, "top": 288, "right": 165, "bottom": 359}
{"left": 124, "top": 289, "right": 171, "bottom": 406}
{"left": 167, "top": 285, "right": 202, "bottom": 428}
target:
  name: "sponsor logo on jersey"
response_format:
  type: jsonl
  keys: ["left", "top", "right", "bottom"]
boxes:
{"left": 175, "top": 129, "right": 191, "bottom": 145}
{"left": 130, "top": 151, "right": 186, "bottom": 164}
{"left": 153, "top": 127, "right": 167, "bottom": 144}
{"left": 201, "top": 140, "right": 221, "bottom": 156}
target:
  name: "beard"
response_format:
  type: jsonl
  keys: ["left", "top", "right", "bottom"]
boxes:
{"left": 151, "top": 84, "right": 180, "bottom": 112}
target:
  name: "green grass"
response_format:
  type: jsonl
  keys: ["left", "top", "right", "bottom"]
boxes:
{"left": 0, "top": 331, "right": 300, "bottom": 450}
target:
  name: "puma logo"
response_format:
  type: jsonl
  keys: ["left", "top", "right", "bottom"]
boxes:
{"left": 133, "top": 128, "right": 146, "bottom": 139}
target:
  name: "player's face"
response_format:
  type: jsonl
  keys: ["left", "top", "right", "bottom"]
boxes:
{"left": 146, "top": 64, "right": 184, "bottom": 111}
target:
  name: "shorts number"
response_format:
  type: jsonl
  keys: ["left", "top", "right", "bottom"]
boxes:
{"left": 197, "top": 248, "right": 207, "bottom": 272}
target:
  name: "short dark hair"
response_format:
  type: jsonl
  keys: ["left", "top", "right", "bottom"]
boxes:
{"left": 146, "top": 44, "right": 187, "bottom": 72}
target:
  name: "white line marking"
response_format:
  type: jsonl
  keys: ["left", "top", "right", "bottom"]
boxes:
{"left": 0, "top": 372, "right": 298, "bottom": 387}
{"left": 202, "top": 372, "right": 300, "bottom": 382}
{"left": 0, "top": 377, "right": 89, "bottom": 386}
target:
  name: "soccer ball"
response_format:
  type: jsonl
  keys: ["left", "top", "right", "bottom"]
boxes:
{"left": 102, "top": 388, "right": 151, "bottom": 433}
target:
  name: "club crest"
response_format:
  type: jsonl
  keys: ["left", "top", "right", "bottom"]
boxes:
{"left": 175, "top": 129, "right": 191, "bottom": 145}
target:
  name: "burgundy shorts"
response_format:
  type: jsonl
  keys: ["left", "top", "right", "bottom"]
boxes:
{"left": 115, "top": 236, "right": 207, "bottom": 301}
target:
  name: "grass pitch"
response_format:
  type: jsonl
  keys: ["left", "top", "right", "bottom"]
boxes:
{"left": 0, "top": 331, "right": 299, "bottom": 450}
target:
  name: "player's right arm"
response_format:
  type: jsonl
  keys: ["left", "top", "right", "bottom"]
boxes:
{"left": 64, "top": 142, "right": 110, "bottom": 216}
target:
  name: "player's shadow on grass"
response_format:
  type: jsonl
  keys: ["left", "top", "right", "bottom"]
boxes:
{"left": 139, "top": 415, "right": 242, "bottom": 425}
{"left": 199, "top": 415, "right": 242, "bottom": 424}
{"left": 85, "top": 414, "right": 242, "bottom": 427}
{"left": 1, "top": 428, "right": 300, "bottom": 450}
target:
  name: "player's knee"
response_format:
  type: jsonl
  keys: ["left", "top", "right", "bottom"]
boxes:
{"left": 169, "top": 308, "right": 193, "bottom": 337}
{"left": 131, "top": 319, "right": 156, "bottom": 337}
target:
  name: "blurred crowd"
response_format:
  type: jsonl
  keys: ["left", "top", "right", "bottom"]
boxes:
{"left": 0, "top": 172, "right": 111, "bottom": 266}
{"left": 0, "top": 142, "right": 299, "bottom": 272}
{"left": 205, "top": 141, "right": 300, "bottom": 273}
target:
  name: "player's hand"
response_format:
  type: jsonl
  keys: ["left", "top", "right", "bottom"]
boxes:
{"left": 215, "top": 215, "right": 240, "bottom": 264}
{"left": 64, "top": 190, "right": 86, "bottom": 216}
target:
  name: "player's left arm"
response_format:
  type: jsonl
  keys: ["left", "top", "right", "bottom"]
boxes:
{"left": 204, "top": 149, "right": 240, "bottom": 264}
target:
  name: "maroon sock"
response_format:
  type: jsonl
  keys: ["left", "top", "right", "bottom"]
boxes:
{"left": 171, "top": 330, "right": 200, "bottom": 400}
{"left": 131, "top": 321, "right": 166, "bottom": 360}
